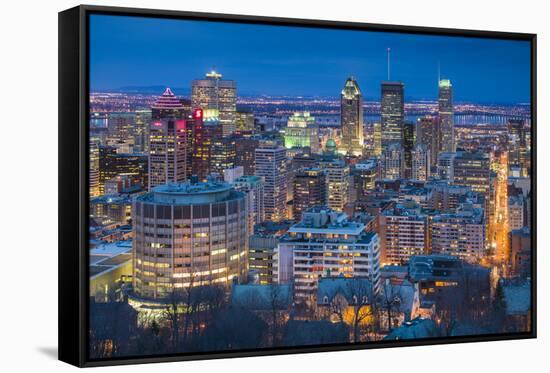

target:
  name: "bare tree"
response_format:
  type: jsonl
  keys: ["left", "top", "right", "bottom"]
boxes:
{"left": 345, "top": 280, "right": 375, "bottom": 342}
{"left": 89, "top": 299, "right": 136, "bottom": 358}
{"left": 267, "top": 285, "right": 285, "bottom": 346}
{"left": 327, "top": 280, "right": 375, "bottom": 342}
{"left": 378, "top": 279, "right": 404, "bottom": 332}
{"left": 162, "top": 284, "right": 184, "bottom": 352}
{"left": 198, "top": 307, "right": 267, "bottom": 351}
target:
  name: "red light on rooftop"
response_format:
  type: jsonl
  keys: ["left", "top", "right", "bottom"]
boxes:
{"left": 153, "top": 122, "right": 162, "bottom": 127}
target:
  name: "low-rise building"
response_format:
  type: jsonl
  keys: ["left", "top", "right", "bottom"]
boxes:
{"left": 90, "top": 194, "right": 134, "bottom": 225}
{"left": 90, "top": 240, "right": 133, "bottom": 301}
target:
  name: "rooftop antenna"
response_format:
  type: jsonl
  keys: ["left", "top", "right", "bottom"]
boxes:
{"left": 438, "top": 61, "right": 441, "bottom": 83}
{"left": 387, "top": 48, "right": 391, "bottom": 80}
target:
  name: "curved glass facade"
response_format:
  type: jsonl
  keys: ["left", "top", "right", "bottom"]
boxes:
{"left": 132, "top": 184, "right": 248, "bottom": 299}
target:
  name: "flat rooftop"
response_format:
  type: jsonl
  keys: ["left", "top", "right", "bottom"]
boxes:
{"left": 138, "top": 181, "right": 244, "bottom": 205}
{"left": 90, "top": 240, "right": 132, "bottom": 258}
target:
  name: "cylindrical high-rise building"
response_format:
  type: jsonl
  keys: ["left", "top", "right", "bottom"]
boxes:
{"left": 132, "top": 181, "right": 248, "bottom": 300}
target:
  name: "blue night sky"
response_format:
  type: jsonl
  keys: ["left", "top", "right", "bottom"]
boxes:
{"left": 90, "top": 14, "right": 531, "bottom": 104}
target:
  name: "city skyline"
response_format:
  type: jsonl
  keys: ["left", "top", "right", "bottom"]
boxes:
{"left": 90, "top": 15, "right": 531, "bottom": 103}
{"left": 87, "top": 13, "right": 533, "bottom": 360}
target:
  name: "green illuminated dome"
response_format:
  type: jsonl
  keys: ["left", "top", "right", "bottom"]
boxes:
{"left": 325, "top": 138, "right": 337, "bottom": 153}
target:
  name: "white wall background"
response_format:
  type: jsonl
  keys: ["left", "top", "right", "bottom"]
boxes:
{"left": 0, "top": 0, "right": 546, "bottom": 371}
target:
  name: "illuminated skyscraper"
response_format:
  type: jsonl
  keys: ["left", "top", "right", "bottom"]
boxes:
{"left": 235, "top": 110, "right": 255, "bottom": 133}
{"left": 416, "top": 115, "right": 439, "bottom": 167}
{"left": 430, "top": 204, "right": 485, "bottom": 262}
{"left": 132, "top": 181, "right": 248, "bottom": 300}
{"left": 380, "top": 143, "right": 404, "bottom": 180}
{"left": 292, "top": 168, "right": 327, "bottom": 221}
{"left": 89, "top": 137, "right": 100, "bottom": 197}
{"left": 381, "top": 81, "right": 405, "bottom": 150}
{"left": 151, "top": 88, "right": 187, "bottom": 120}
{"left": 191, "top": 109, "right": 223, "bottom": 181}
{"left": 235, "top": 135, "right": 261, "bottom": 175}
{"left": 255, "top": 140, "right": 288, "bottom": 222}
{"left": 383, "top": 201, "right": 429, "bottom": 264}
{"left": 283, "top": 112, "right": 320, "bottom": 154}
{"left": 210, "top": 135, "right": 237, "bottom": 177}
{"left": 508, "top": 119, "right": 530, "bottom": 177}
{"left": 438, "top": 79, "right": 454, "bottom": 153}
{"left": 149, "top": 88, "right": 187, "bottom": 189}
{"left": 134, "top": 110, "right": 152, "bottom": 153}
{"left": 233, "top": 175, "right": 265, "bottom": 233}
{"left": 427, "top": 182, "right": 471, "bottom": 213}
{"left": 340, "top": 77, "right": 364, "bottom": 156}
{"left": 192, "top": 70, "right": 237, "bottom": 136}
{"left": 352, "top": 159, "right": 378, "bottom": 200}
{"left": 402, "top": 121, "right": 415, "bottom": 179}
{"left": 107, "top": 112, "right": 135, "bottom": 149}
{"left": 184, "top": 108, "right": 203, "bottom": 180}
{"left": 373, "top": 122, "right": 382, "bottom": 156}
{"left": 453, "top": 151, "right": 491, "bottom": 195}
{"left": 411, "top": 145, "right": 431, "bottom": 181}
{"left": 99, "top": 146, "right": 148, "bottom": 194}
{"left": 437, "top": 152, "right": 455, "bottom": 181}
{"left": 318, "top": 157, "right": 350, "bottom": 212}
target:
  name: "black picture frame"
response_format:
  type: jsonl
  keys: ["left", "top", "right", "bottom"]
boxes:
{"left": 58, "top": 4, "right": 537, "bottom": 367}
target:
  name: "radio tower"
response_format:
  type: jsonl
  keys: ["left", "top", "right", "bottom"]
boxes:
{"left": 387, "top": 48, "right": 391, "bottom": 80}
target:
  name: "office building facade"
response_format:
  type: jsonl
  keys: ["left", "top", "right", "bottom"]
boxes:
{"left": 149, "top": 88, "right": 188, "bottom": 189}
{"left": 381, "top": 81, "right": 405, "bottom": 150}
{"left": 438, "top": 79, "right": 454, "bottom": 153}
{"left": 191, "top": 70, "right": 237, "bottom": 136}
{"left": 292, "top": 168, "right": 327, "bottom": 221}
{"left": 255, "top": 140, "right": 288, "bottom": 222}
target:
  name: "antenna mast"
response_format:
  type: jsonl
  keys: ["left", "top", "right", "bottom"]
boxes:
{"left": 387, "top": 48, "right": 391, "bottom": 80}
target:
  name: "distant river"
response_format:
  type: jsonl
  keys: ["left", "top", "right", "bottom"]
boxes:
{"left": 359, "top": 114, "right": 530, "bottom": 126}
{"left": 91, "top": 113, "right": 530, "bottom": 129}
{"left": 368, "top": 114, "right": 529, "bottom": 126}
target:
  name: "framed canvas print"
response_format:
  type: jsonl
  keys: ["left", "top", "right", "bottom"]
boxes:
{"left": 58, "top": 5, "right": 536, "bottom": 367}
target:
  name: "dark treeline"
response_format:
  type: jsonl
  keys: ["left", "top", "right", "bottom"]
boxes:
{"left": 89, "top": 279, "right": 528, "bottom": 359}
